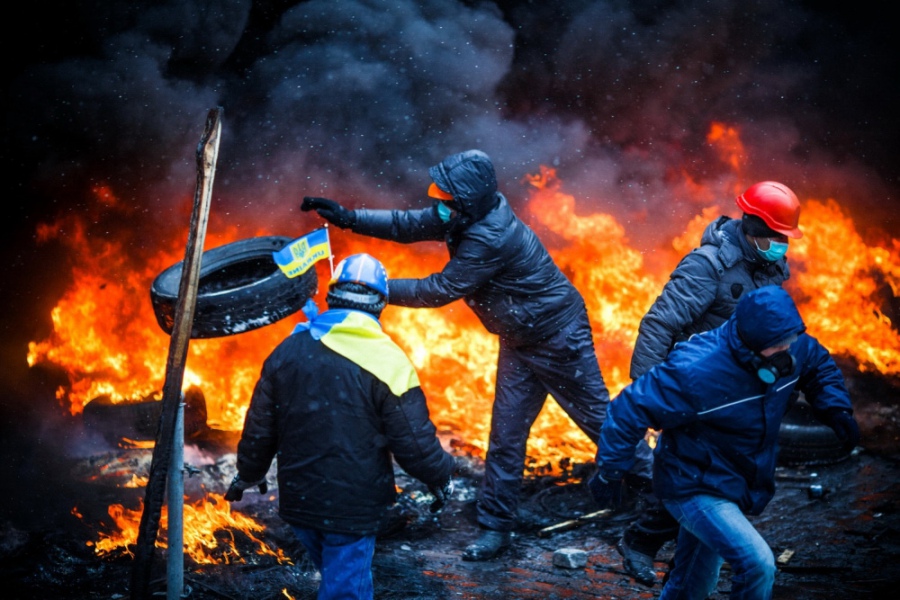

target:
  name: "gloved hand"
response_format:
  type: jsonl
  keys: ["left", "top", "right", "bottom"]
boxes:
{"left": 428, "top": 477, "right": 455, "bottom": 513}
{"left": 451, "top": 455, "right": 474, "bottom": 478}
{"left": 301, "top": 196, "right": 356, "bottom": 229}
{"left": 587, "top": 469, "right": 624, "bottom": 510}
{"left": 823, "top": 408, "right": 860, "bottom": 452}
{"left": 224, "top": 474, "right": 269, "bottom": 502}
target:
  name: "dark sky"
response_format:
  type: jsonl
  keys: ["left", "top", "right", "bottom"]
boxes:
{"left": 7, "top": 1, "right": 899, "bottom": 228}
{"left": 2, "top": 0, "right": 898, "bottom": 527}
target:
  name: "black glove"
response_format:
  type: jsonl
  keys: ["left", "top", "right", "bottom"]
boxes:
{"left": 301, "top": 196, "right": 356, "bottom": 229}
{"left": 587, "top": 469, "right": 624, "bottom": 510}
{"left": 823, "top": 409, "right": 860, "bottom": 452}
{"left": 224, "top": 474, "right": 269, "bottom": 502}
{"left": 428, "top": 477, "right": 455, "bottom": 513}
{"left": 451, "top": 455, "right": 474, "bottom": 478}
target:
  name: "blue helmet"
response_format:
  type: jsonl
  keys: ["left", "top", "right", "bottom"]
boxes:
{"left": 329, "top": 253, "right": 389, "bottom": 297}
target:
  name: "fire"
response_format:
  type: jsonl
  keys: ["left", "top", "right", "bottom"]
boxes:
{"left": 85, "top": 494, "right": 292, "bottom": 565}
{"left": 26, "top": 124, "right": 900, "bottom": 563}
{"left": 788, "top": 199, "right": 900, "bottom": 375}
{"left": 707, "top": 122, "right": 747, "bottom": 178}
{"left": 27, "top": 158, "right": 900, "bottom": 458}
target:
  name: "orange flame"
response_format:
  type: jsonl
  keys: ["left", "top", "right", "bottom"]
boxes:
{"left": 788, "top": 199, "right": 900, "bottom": 374}
{"left": 28, "top": 159, "right": 900, "bottom": 460}
{"left": 30, "top": 123, "right": 900, "bottom": 561}
{"left": 85, "top": 494, "right": 292, "bottom": 565}
{"left": 707, "top": 122, "right": 747, "bottom": 177}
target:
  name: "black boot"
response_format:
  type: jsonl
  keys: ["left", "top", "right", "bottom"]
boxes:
{"left": 462, "top": 529, "right": 512, "bottom": 561}
{"left": 616, "top": 537, "right": 657, "bottom": 586}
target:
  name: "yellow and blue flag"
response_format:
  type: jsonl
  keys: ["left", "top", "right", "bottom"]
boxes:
{"left": 273, "top": 227, "right": 331, "bottom": 278}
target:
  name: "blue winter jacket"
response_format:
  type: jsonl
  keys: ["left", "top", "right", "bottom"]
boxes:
{"left": 597, "top": 291, "right": 852, "bottom": 515}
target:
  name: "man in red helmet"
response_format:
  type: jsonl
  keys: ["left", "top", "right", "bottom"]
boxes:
{"left": 613, "top": 181, "right": 803, "bottom": 586}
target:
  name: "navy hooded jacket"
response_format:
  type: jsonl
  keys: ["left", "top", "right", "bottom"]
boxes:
{"left": 597, "top": 286, "right": 852, "bottom": 515}
{"left": 349, "top": 150, "right": 585, "bottom": 347}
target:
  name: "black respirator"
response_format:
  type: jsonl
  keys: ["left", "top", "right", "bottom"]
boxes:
{"left": 751, "top": 350, "right": 796, "bottom": 384}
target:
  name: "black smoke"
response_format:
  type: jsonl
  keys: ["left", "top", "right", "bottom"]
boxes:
{"left": 2, "top": 0, "right": 898, "bottom": 529}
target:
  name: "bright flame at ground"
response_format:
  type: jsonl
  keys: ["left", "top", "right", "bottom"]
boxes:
{"left": 84, "top": 494, "right": 292, "bottom": 565}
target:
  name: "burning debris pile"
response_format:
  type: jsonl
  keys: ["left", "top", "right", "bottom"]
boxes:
{"left": 4, "top": 432, "right": 899, "bottom": 599}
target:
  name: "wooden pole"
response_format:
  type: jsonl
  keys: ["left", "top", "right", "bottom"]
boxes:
{"left": 130, "top": 107, "right": 222, "bottom": 600}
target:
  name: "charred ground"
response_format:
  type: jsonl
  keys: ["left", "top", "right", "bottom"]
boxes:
{"left": 2, "top": 363, "right": 899, "bottom": 600}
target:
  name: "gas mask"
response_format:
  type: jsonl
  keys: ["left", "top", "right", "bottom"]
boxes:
{"left": 754, "top": 239, "right": 789, "bottom": 262}
{"left": 752, "top": 349, "right": 796, "bottom": 384}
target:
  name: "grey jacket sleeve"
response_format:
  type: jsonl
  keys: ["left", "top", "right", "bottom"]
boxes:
{"left": 388, "top": 235, "right": 501, "bottom": 307}
{"left": 630, "top": 253, "right": 720, "bottom": 379}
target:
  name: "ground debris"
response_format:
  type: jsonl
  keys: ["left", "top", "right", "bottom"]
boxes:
{"left": 5, "top": 444, "right": 899, "bottom": 600}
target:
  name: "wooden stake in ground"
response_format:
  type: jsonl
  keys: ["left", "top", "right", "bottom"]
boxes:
{"left": 130, "top": 107, "right": 222, "bottom": 600}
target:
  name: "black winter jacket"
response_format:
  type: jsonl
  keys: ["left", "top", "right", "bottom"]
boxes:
{"left": 630, "top": 216, "right": 790, "bottom": 379}
{"left": 350, "top": 150, "right": 585, "bottom": 347}
{"left": 235, "top": 309, "right": 455, "bottom": 535}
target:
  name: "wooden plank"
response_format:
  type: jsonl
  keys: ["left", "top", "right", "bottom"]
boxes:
{"left": 130, "top": 107, "right": 222, "bottom": 600}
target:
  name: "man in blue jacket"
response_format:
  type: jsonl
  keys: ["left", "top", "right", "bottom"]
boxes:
{"left": 225, "top": 253, "right": 457, "bottom": 600}
{"left": 589, "top": 286, "right": 859, "bottom": 599}
{"left": 621, "top": 181, "right": 803, "bottom": 585}
{"left": 302, "top": 149, "right": 649, "bottom": 561}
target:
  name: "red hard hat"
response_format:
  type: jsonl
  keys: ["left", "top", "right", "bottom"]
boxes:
{"left": 735, "top": 181, "right": 802, "bottom": 239}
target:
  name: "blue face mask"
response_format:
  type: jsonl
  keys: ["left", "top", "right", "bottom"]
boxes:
{"left": 436, "top": 201, "right": 454, "bottom": 223}
{"left": 755, "top": 239, "right": 789, "bottom": 262}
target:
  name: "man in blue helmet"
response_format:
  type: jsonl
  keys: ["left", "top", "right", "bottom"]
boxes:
{"left": 301, "top": 149, "right": 650, "bottom": 561}
{"left": 225, "top": 253, "right": 458, "bottom": 600}
{"left": 588, "top": 286, "right": 859, "bottom": 599}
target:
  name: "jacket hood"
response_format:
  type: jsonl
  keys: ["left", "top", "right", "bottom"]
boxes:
{"left": 429, "top": 149, "right": 499, "bottom": 222}
{"left": 700, "top": 217, "right": 764, "bottom": 268}
{"left": 733, "top": 286, "right": 806, "bottom": 352}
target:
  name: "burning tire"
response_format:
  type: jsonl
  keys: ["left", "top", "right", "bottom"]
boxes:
{"left": 82, "top": 386, "right": 208, "bottom": 442}
{"left": 150, "top": 236, "right": 317, "bottom": 338}
{"left": 777, "top": 399, "right": 852, "bottom": 466}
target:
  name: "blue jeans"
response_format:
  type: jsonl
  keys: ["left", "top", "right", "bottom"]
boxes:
{"left": 292, "top": 527, "right": 376, "bottom": 600}
{"left": 661, "top": 495, "right": 775, "bottom": 600}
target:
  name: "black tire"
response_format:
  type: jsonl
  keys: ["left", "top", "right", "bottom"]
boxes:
{"left": 150, "top": 236, "right": 317, "bottom": 338}
{"left": 82, "top": 386, "right": 207, "bottom": 442}
{"left": 777, "top": 399, "right": 852, "bottom": 466}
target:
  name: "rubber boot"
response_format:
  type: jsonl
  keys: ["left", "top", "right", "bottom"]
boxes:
{"left": 462, "top": 529, "right": 512, "bottom": 561}
{"left": 616, "top": 537, "right": 658, "bottom": 586}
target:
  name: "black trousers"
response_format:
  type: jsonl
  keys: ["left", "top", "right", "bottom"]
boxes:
{"left": 477, "top": 311, "right": 613, "bottom": 531}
